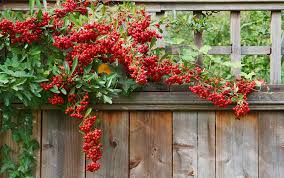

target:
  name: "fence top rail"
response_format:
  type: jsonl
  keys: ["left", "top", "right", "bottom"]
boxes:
{"left": 1, "top": 1, "right": 284, "bottom": 11}
{"left": 2, "top": 1, "right": 284, "bottom": 11}
{"left": 127, "top": 0, "right": 284, "bottom": 11}
{"left": 117, "top": 0, "right": 284, "bottom": 2}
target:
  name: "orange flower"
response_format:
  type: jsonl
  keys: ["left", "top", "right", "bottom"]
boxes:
{"left": 97, "top": 64, "right": 111, "bottom": 75}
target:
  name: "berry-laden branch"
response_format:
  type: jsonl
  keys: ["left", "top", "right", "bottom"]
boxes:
{"left": 0, "top": 0, "right": 260, "bottom": 175}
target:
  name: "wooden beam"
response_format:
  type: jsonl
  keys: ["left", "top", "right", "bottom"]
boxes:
{"left": 3, "top": 1, "right": 284, "bottom": 11}
{"left": 193, "top": 11, "right": 203, "bottom": 66}
{"left": 230, "top": 11, "right": 241, "bottom": 77}
{"left": 166, "top": 46, "right": 274, "bottom": 55}
{"left": 141, "top": 2, "right": 284, "bottom": 11}
{"left": 270, "top": 11, "right": 282, "bottom": 84}
{"left": 115, "top": 0, "right": 284, "bottom": 2}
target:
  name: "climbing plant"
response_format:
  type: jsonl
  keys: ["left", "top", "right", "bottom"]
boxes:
{"left": 0, "top": 1, "right": 260, "bottom": 177}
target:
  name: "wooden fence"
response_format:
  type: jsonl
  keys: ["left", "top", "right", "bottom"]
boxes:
{"left": 0, "top": 1, "right": 284, "bottom": 178}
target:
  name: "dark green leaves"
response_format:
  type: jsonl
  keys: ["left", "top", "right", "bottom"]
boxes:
{"left": 0, "top": 109, "right": 39, "bottom": 178}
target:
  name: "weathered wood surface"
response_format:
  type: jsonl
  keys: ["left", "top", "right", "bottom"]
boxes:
{"left": 216, "top": 111, "right": 258, "bottom": 178}
{"left": 130, "top": 111, "right": 172, "bottom": 178}
{"left": 259, "top": 112, "right": 284, "bottom": 178}
{"left": 1, "top": 110, "right": 284, "bottom": 178}
{"left": 193, "top": 11, "right": 203, "bottom": 66}
{"left": 270, "top": 11, "right": 282, "bottom": 84}
{"left": 87, "top": 112, "right": 129, "bottom": 178}
{"left": 3, "top": 1, "right": 284, "bottom": 11}
{"left": 197, "top": 112, "right": 216, "bottom": 178}
{"left": 166, "top": 45, "right": 284, "bottom": 55}
{"left": 32, "top": 110, "right": 42, "bottom": 178}
{"left": 173, "top": 112, "right": 198, "bottom": 178}
{"left": 173, "top": 111, "right": 216, "bottom": 178}
{"left": 230, "top": 11, "right": 241, "bottom": 76}
{"left": 41, "top": 110, "right": 85, "bottom": 178}
{"left": 93, "top": 90, "right": 284, "bottom": 111}
{"left": 0, "top": 118, "right": 20, "bottom": 178}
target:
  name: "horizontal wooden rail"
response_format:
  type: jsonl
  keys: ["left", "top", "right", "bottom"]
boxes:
{"left": 93, "top": 92, "right": 284, "bottom": 111}
{"left": 6, "top": 85, "right": 282, "bottom": 111}
{"left": 2, "top": 1, "right": 284, "bottom": 11}
{"left": 166, "top": 46, "right": 284, "bottom": 55}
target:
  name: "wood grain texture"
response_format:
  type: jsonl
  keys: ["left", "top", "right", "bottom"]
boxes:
{"left": 141, "top": 2, "right": 284, "bottom": 11}
{"left": 41, "top": 110, "right": 84, "bottom": 178}
{"left": 230, "top": 11, "right": 241, "bottom": 77}
{"left": 193, "top": 11, "right": 203, "bottom": 66}
{"left": 259, "top": 111, "right": 284, "bottom": 178}
{"left": 130, "top": 111, "right": 172, "bottom": 178}
{"left": 0, "top": 117, "right": 20, "bottom": 178}
{"left": 197, "top": 112, "right": 216, "bottom": 178}
{"left": 173, "top": 112, "right": 197, "bottom": 178}
{"left": 4, "top": 1, "right": 284, "bottom": 11}
{"left": 216, "top": 111, "right": 258, "bottom": 178}
{"left": 166, "top": 45, "right": 284, "bottom": 55}
{"left": 270, "top": 11, "right": 282, "bottom": 84}
{"left": 32, "top": 110, "right": 42, "bottom": 178}
{"left": 97, "top": 91, "right": 284, "bottom": 105}
{"left": 87, "top": 111, "right": 129, "bottom": 178}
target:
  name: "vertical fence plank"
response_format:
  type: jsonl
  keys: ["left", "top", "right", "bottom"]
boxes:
{"left": 230, "top": 11, "right": 241, "bottom": 77}
{"left": 41, "top": 110, "right": 85, "bottom": 178}
{"left": 130, "top": 111, "right": 172, "bottom": 178}
{"left": 87, "top": 111, "right": 129, "bottom": 178}
{"left": 193, "top": 11, "right": 203, "bottom": 66}
{"left": 216, "top": 111, "right": 258, "bottom": 178}
{"left": 32, "top": 110, "right": 42, "bottom": 178}
{"left": 197, "top": 112, "right": 216, "bottom": 178}
{"left": 259, "top": 112, "right": 284, "bottom": 178}
{"left": 0, "top": 123, "right": 19, "bottom": 178}
{"left": 0, "top": 111, "right": 42, "bottom": 178}
{"left": 270, "top": 11, "right": 282, "bottom": 84}
{"left": 173, "top": 112, "right": 197, "bottom": 178}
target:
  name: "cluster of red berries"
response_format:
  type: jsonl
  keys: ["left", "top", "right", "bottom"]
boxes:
{"left": 233, "top": 101, "right": 250, "bottom": 118}
{"left": 0, "top": 13, "right": 50, "bottom": 44}
{"left": 54, "top": 0, "right": 89, "bottom": 18}
{"left": 189, "top": 78, "right": 255, "bottom": 116}
{"left": 41, "top": 76, "right": 63, "bottom": 91}
{"left": 127, "top": 11, "right": 162, "bottom": 44}
{"left": 0, "top": 0, "right": 259, "bottom": 173}
{"left": 48, "top": 94, "right": 64, "bottom": 105}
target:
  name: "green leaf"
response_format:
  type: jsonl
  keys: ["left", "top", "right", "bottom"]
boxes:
{"left": 63, "top": 61, "right": 70, "bottom": 75}
{"left": 12, "top": 133, "right": 20, "bottom": 142}
{"left": 50, "top": 86, "right": 60, "bottom": 94}
{"left": 71, "top": 58, "right": 78, "bottom": 75}
{"left": 84, "top": 108, "right": 92, "bottom": 118}
{"left": 60, "top": 88, "right": 67, "bottom": 95}
{"left": 37, "top": 9, "right": 43, "bottom": 20}
{"left": 103, "top": 95, "right": 112, "bottom": 104}
{"left": 0, "top": 74, "right": 9, "bottom": 84}
{"left": 199, "top": 45, "right": 211, "bottom": 54}
{"left": 84, "top": 64, "right": 92, "bottom": 74}
{"left": 4, "top": 97, "right": 10, "bottom": 106}
{"left": 35, "top": 0, "right": 42, "bottom": 9}
{"left": 29, "top": 0, "right": 35, "bottom": 14}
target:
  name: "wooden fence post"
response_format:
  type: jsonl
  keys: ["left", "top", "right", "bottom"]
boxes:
{"left": 193, "top": 11, "right": 203, "bottom": 66}
{"left": 270, "top": 11, "right": 282, "bottom": 84}
{"left": 230, "top": 11, "right": 241, "bottom": 77}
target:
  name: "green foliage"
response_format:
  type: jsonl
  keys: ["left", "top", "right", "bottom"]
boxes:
{"left": 0, "top": 107, "right": 39, "bottom": 178}
{"left": 164, "top": 11, "right": 274, "bottom": 82}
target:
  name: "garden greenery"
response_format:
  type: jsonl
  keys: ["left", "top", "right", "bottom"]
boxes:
{"left": 0, "top": 1, "right": 260, "bottom": 177}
